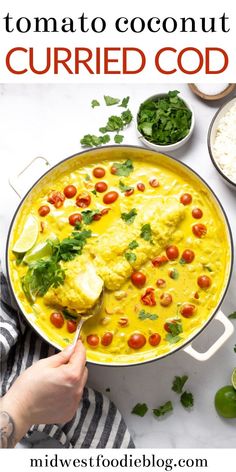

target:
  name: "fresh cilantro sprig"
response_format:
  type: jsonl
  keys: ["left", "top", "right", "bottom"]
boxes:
{"left": 111, "top": 159, "right": 134, "bottom": 177}
{"left": 119, "top": 180, "right": 134, "bottom": 193}
{"left": 125, "top": 252, "right": 137, "bottom": 263}
{"left": 128, "top": 240, "right": 139, "bottom": 250}
{"left": 131, "top": 403, "right": 148, "bottom": 417}
{"left": 81, "top": 210, "right": 100, "bottom": 224}
{"left": 91, "top": 99, "right": 100, "bottom": 108}
{"left": 140, "top": 224, "right": 153, "bottom": 243}
{"left": 180, "top": 391, "right": 194, "bottom": 408}
{"left": 21, "top": 259, "right": 65, "bottom": 303}
{"left": 172, "top": 376, "right": 188, "bottom": 394}
{"left": 80, "top": 134, "right": 110, "bottom": 148}
{"left": 165, "top": 320, "right": 183, "bottom": 344}
{"left": 121, "top": 208, "right": 137, "bottom": 224}
{"left": 153, "top": 401, "right": 173, "bottom": 417}
{"left": 138, "top": 309, "right": 158, "bottom": 321}
{"left": 104, "top": 95, "right": 120, "bottom": 106}
{"left": 228, "top": 312, "right": 236, "bottom": 319}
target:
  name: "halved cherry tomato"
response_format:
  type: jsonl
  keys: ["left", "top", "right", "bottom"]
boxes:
{"left": 93, "top": 213, "right": 102, "bottom": 221}
{"left": 164, "top": 320, "right": 176, "bottom": 333}
{"left": 128, "top": 333, "right": 146, "bottom": 349}
{"left": 101, "top": 332, "right": 113, "bottom": 346}
{"left": 67, "top": 320, "right": 77, "bottom": 333}
{"left": 48, "top": 191, "right": 65, "bottom": 208}
{"left": 192, "top": 224, "right": 207, "bottom": 238}
{"left": 64, "top": 185, "right": 77, "bottom": 198}
{"left": 95, "top": 181, "right": 108, "bottom": 193}
{"left": 180, "top": 193, "right": 192, "bottom": 205}
{"left": 76, "top": 193, "right": 91, "bottom": 208}
{"left": 160, "top": 292, "right": 173, "bottom": 307}
{"left": 137, "top": 182, "right": 145, "bottom": 192}
{"left": 166, "top": 245, "right": 179, "bottom": 260}
{"left": 197, "top": 275, "right": 211, "bottom": 289}
{"left": 103, "top": 191, "right": 119, "bottom": 204}
{"left": 131, "top": 271, "right": 146, "bottom": 288}
{"left": 141, "top": 288, "right": 156, "bottom": 306}
{"left": 180, "top": 303, "right": 196, "bottom": 318}
{"left": 38, "top": 205, "right": 50, "bottom": 217}
{"left": 181, "top": 249, "right": 195, "bottom": 263}
{"left": 87, "top": 334, "right": 99, "bottom": 347}
{"left": 149, "top": 178, "right": 160, "bottom": 188}
{"left": 152, "top": 255, "right": 168, "bottom": 267}
{"left": 192, "top": 208, "right": 203, "bottom": 219}
{"left": 149, "top": 333, "right": 161, "bottom": 346}
{"left": 68, "top": 213, "right": 82, "bottom": 226}
{"left": 50, "top": 312, "right": 64, "bottom": 329}
{"left": 125, "top": 188, "right": 134, "bottom": 197}
{"left": 101, "top": 208, "right": 111, "bottom": 216}
{"left": 93, "top": 167, "right": 105, "bottom": 178}
{"left": 156, "top": 278, "right": 166, "bottom": 288}
{"left": 110, "top": 165, "right": 117, "bottom": 175}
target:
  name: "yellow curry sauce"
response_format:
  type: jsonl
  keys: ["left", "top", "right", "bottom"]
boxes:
{"left": 8, "top": 151, "right": 231, "bottom": 364}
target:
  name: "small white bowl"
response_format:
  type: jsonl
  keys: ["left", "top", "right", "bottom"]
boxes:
{"left": 208, "top": 96, "right": 236, "bottom": 190}
{"left": 137, "top": 93, "right": 195, "bottom": 152}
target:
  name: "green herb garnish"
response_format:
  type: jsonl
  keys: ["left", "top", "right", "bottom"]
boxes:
{"left": 80, "top": 134, "right": 110, "bottom": 148}
{"left": 81, "top": 210, "right": 100, "bottom": 224}
{"left": 228, "top": 312, "right": 236, "bottom": 319}
{"left": 21, "top": 259, "right": 65, "bottom": 303}
{"left": 170, "top": 268, "right": 179, "bottom": 280}
{"left": 153, "top": 401, "right": 173, "bottom": 417}
{"left": 172, "top": 375, "right": 188, "bottom": 394}
{"left": 132, "top": 403, "right": 148, "bottom": 417}
{"left": 121, "top": 208, "right": 137, "bottom": 224}
{"left": 138, "top": 309, "right": 158, "bottom": 321}
{"left": 234, "top": 345, "right": 236, "bottom": 353}
{"left": 104, "top": 95, "right": 120, "bottom": 106}
{"left": 137, "top": 90, "right": 192, "bottom": 146}
{"left": 54, "top": 229, "right": 92, "bottom": 262}
{"left": 62, "top": 309, "right": 78, "bottom": 321}
{"left": 203, "top": 264, "right": 213, "bottom": 272}
{"left": 114, "top": 134, "right": 124, "bottom": 144}
{"left": 14, "top": 252, "right": 25, "bottom": 266}
{"left": 165, "top": 321, "right": 183, "bottom": 344}
{"left": 111, "top": 158, "right": 134, "bottom": 177}
{"left": 180, "top": 391, "right": 194, "bottom": 408}
{"left": 119, "top": 97, "right": 130, "bottom": 108}
{"left": 140, "top": 224, "right": 153, "bottom": 242}
{"left": 99, "top": 110, "right": 133, "bottom": 134}
{"left": 179, "top": 258, "right": 186, "bottom": 265}
{"left": 128, "top": 240, "right": 139, "bottom": 250}
{"left": 125, "top": 252, "right": 137, "bottom": 263}
{"left": 84, "top": 174, "right": 91, "bottom": 181}
{"left": 91, "top": 99, "right": 100, "bottom": 108}
{"left": 91, "top": 189, "right": 97, "bottom": 196}
{"left": 119, "top": 180, "right": 134, "bottom": 193}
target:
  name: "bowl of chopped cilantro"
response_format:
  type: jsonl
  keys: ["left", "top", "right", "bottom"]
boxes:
{"left": 137, "top": 90, "right": 194, "bottom": 151}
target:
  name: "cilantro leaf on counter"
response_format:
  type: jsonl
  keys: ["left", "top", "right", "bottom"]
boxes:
{"left": 121, "top": 109, "right": 133, "bottom": 125}
{"left": 138, "top": 309, "right": 158, "bottom": 321}
{"left": 111, "top": 158, "right": 134, "bottom": 176}
{"left": 99, "top": 110, "right": 133, "bottom": 134}
{"left": 81, "top": 210, "right": 100, "bottom": 224}
{"left": 91, "top": 99, "right": 100, "bottom": 108}
{"left": 80, "top": 134, "right": 110, "bottom": 148}
{"left": 125, "top": 252, "right": 137, "bottom": 263}
{"left": 104, "top": 95, "right": 120, "bottom": 106}
{"left": 132, "top": 403, "right": 148, "bottom": 417}
{"left": 114, "top": 134, "right": 124, "bottom": 144}
{"left": 121, "top": 208, "right": 137, "bottom": 224}
{"left": 228, "top": 312, "right": 236, "bottom": 319}
{"left": 172, "top": 375, "right": 188, "bottom": 394}
{"left": 119, "top": 96, "right": 130, "bottom": 108}
{"left": 128, "top": 240, "right": 139, "bottom": 250}
{"left": 119, "top": 180, "right": 134, "bottom": 193}
{"left": 140, "top": 224, "right": 153, "bottom": 242}
{"left": 180, "top": 391, "right": 194, "bottom": 408}
{"left": 234, "top": 345, "right": 236, "bottom": 353}
{"left": 153, "top": 401, "right": 173, "bottom": 417}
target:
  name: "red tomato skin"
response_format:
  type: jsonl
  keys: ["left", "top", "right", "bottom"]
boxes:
{"left": 76, "top": 193, "right": 91, "bottom": 208}
{"left": 141, "top": 288, "right": 156, "bottom": 306}
{"left": 152, "top": 255, "right": 168, "bottom": 267}
{"left": 149, "top": 333, "right": 161, "bottom": 346}
{"left": 192, "top": 208, "right": 203, "bottom": 219}
{"left": 95, "top": 182, "right": 108, "bottom": 193}
{"left": 125, "top": 188, "right": 134, "bottom": 197}
{"left": 149, "top": 178, "right": 160, "bottom": 188}
{"left": 103, "top": 191, "right": 119, "bottom": 204}
{"left": 166, "top": 245, "right": 179, "bottom": 260}
{"left": 156, "top": 278, "right": 166, "bottom": 288}
{"left": 64, "top": 185, "right": 77, "bottom": 198}
{"left": 92, "top": 213, "right": 102, "bottom": 221}
{"left": 101, "top": 208, "right": 111, "bottom": 216}
{"left": 180, "top": 193, "right": 192, "bottom": 205}
{"left": 93, "top": 167, "right": 105, "bottom": 178}
{"left": 87, "top": 334, "right": 99, "bottom": 347}
{"left": 192, "top": 224, "right": 207, "bottom": 238}
{"left": 50, "top": 312, "right": 64, "bottom": 329}
{"left": 181, "top": 249, "right": 195, "bottom": 263}
{"left": 164, "top": 320, "right": 176, "bottom": 333}
{"left": 101, "top": 332, "right": 113, "bottom": 346}
{"left": 67, "top": 320, "right": 77, "bottom": 333}
{"left": 48, "top": 191, "right": 65, "bottom": 208}
{"left": 180, "top": 304, "right": 196, "bottom": 318}
{"left": 68, "top": 213, "right": 82, "bottom": 226}
{"left": 110, "top": 165, "right": 117, "bottom": 175}
{"left": 197, "top": 275, "right": 211, "bottom": 289}
{"left": 131, "top": 272, "right": 146, "bottom": 288}
{"left": 137, "top": 182, "right": 145, "bottom": 192}
{"left": 160, "top": 292, "right": 173, "bottom": 307}
{"left": 128, "top": 333, "right": 146, "bottom": 349}
{"left": 38, "top": 205, "right": 50, "bottom": 217}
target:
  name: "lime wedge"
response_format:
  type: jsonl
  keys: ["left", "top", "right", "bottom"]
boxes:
{"left": 231, "top": 368, "right": 236, "bottom": 390}
{"left": 23, "top": 241, "right": 52, "bottom": 264}
{"left": 13, "top": 215, "right": 39, "bottom": 253}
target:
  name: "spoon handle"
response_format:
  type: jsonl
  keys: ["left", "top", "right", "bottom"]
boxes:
{"left": 72, "top": 317, "right": 84, "bottom": 348}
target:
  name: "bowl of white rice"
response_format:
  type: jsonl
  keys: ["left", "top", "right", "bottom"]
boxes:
{"left": 208, "top": 96, "right": 236, "bottom": 189}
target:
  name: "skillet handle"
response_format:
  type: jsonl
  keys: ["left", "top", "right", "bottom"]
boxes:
{"left": 183, "top": 310, "right": 234, "bottom": 362}
{"left": 8, "top": 156, "right": 50, "bottom": 198}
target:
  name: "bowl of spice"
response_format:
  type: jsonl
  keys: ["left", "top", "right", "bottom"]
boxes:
{"left": 208, "top": 96, "right": 236, "bottom": 189}
{"left": 137, "top": 90, "right": 194, "bottom": 152}
{"left": 189, "top": 83, "right": 236, "bottom": 101}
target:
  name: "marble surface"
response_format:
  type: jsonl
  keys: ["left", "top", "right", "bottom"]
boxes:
{"left": 1, "top": 83, "right": 236, "bottom": 449}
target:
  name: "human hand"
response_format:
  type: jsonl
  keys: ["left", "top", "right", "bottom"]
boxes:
{"left": 0, "top": 341, "right": 88, "bottom": 445}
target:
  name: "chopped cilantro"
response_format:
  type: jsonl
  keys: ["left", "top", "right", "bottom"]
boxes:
{"left": 121, "top": 109, "right": 133, "bottom": 125}
{"left": 179, "top": 258, "right": 186, "bottom": 265}
{"left": 99, "top": 110, "right": 133, "bottom": 134}
{"left": 132, "top": 403, "right": 148, "bottom": 417}
{"left": 119, "top": 96, "right": 130, "bottom": 108}
{"left": 165, "top": 321, "right": 183, "bottom": 344}
{"left": 104, "top": 95, "right": 120, "bottom": 106}
{"left": 21, "top": 258, "right": 65, "bottom": 303}
{"left": 80, "top": 134, "right": 110, "bottom": 148}
{"left": 91, "top": 99, "right": 100, "bottom": 108}
{"left": 128, "top": 240, "right": 139, "bottom": 250}
{"left": 153, "top": 401, "right": 173, "bottom": 417}
{"left": 114, "top": 134, "right": 124, "bottom": 144}
{"left": 81, "top": 210, "right": 100, "bottom": 224}
{"left": 125, "top": 252, "right": 137, "bottom": 263}
{"left": 121, "top": 208, "right": 137, "bottom": 224}
{"left": 84, "top": 174, "right": 91, "bottom": 181}
{"left": 172, "top": 375, "right": 188, "bottom": 394}
{"left": 138, "top": 309, "right": 158, "bottom": 321}
{"left": 180, "top": 391, "right": 194, "bottom": 408}
{"left": 91, "top": 189, "right": 97, "bottom": 196}
{"left": 111, "top": 158, "right": 134, "bottom": 177}
{"left": 140, "top": 224, "right": 153, "bottom": 242}
{"left": 119, "top": 180, "right": 134, "bottom": 193}
{"left": 203, "top": 264, "right": 213, "bottom": 272}
{"left": 228, "top": 312, "right": 236, "bottom": 319}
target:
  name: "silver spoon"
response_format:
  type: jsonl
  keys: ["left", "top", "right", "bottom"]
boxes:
{"left": 71, "top": 290, "right": 104, "bottom": 348}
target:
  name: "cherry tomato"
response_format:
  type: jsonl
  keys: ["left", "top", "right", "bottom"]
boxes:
{"left": 164, "top": 320, "right": 176, "bottom": 333}
{"left": 181, "top": 249, "right": 195, "bottom": 263}
{"left": 149, "top": 333, "right": 161, "bottom": 347}
{"left": 141, "top": 288, "right": 156, "bottom": 306}
{"left": 87, "top": 334, "right": 99, "bottom": 347}
{"left": 125, "top": 188, "right": 134, "bottom": 197}
{"left": 152, "top": 255, "right": 168, "bottom": 267}
{"left": 95, "top": 181, "right": 108, "bottom": 193}
{"left": 180, "top": 303, "right": 196, "bottom": 318}
{"left": 50, "top": 312, "right": 64, "bottom": 329}
{"left": 67, "top": 320, "right": 77, "bottom": 333}
{"left": 103, "top": 191, "right": 119, "bottom": 204}
{"left": 156, "top": 278, "right": 166, "bottom": 288}
{"left": 131, "top": 271, "right": 146, "bottom": 288}
{"left": 64, "top": 185, "right": 77, "bottom": 199}
{"left": 48, "top": 191, "right": 65, "bottom": 208}
{"left": 101, "top": 332, "right": 113, "bottom": 346}
{"left": 101, "top": 208, "right": 111, "bottom": 216}
{"left": 76, "top": 193, "right": 91, "bottom": 208}
{"left": 128, "top": 333, "right": 146, "bottom": 349}
{"left": 192, "top": 223, "right": 207, "bottom": 238}
{"left": 166, "top": 245, "right": 179, "bottom": 260}
{"left": 180, "top": 193, "right": 192, "bottom": 205}
{"left": 110, "top": 165, "right": 117, "bottom": 175}
{"left": 93, "top": 167, "right": 105, "bottom": 178}
{"left": 68, "top": 213, "right": 82, "bottom": 226}
{"left": 149, "top": 178, "right": 160, "bottom": 188}
{"left": 93, "top": 213, "right": 102, "bottom": 221}
{"left": 137, "top": 182, "right": 145, "bottom": 192}
{"left": 192, "top": 208, "right": 203, "bottom": 219}
{"left": 197, "top": 275, "right": 211, "bottom": 289}
{"left": 160, "top": 292, "right": 173, "bottom": 307}
{"left": 38, "top": 205, "right": 50, "bottom": 217}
